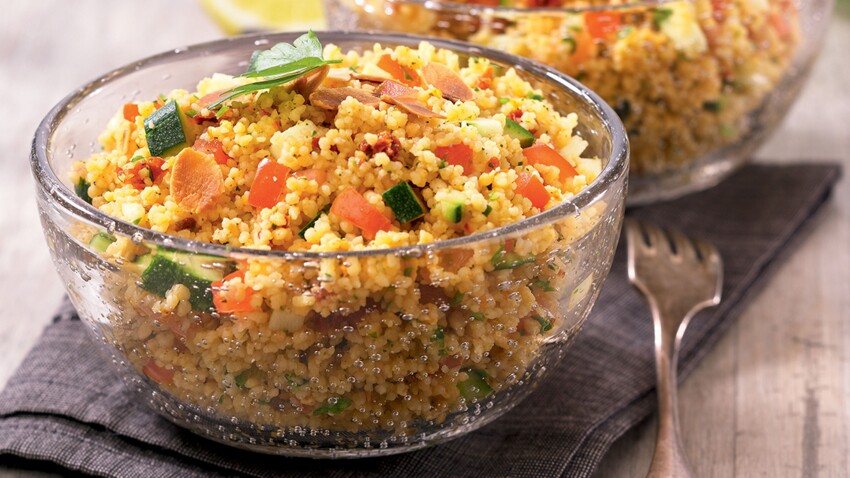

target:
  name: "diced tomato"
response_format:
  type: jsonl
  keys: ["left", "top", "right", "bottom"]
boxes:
{"left": 487, "top": 157, "right": 500, "bottom": 170}
{"left": 123, "top": 157, "right": 164, "bottom": 190}
{"left": 248, "top": 158, "right": 290, "bottom": 209}
{"left": 193, "top": 137, "right": 230, "bottom": 165}
{"left": 330, "top": 189, "right": 392, "bottom": 240}
{"left": 522, "top": 144, "right": 577, "bottom": 182}
{"left": 585, "top": 12, "right": 621, "bottom": 39}
{"left": 123, "top": 103, "right": 139, "bottom": 122}
{"left": 570, "top": 30, "right": 596, "bottom": 64}
{"left": 477, "top": 67, "right": 494, "bottom": 90}
{"left": 504, "top": 238, "right": 516, "bottom": 253}
{"left": 769, "top": 12, "right": 791, "bottom": 40}
{"left": 434, "top": 143, "right": 474, "bottom": 175}
{"left": 198, "top": 89, "right": 228, "bottom": 109}
{"left": 212, "top": 270, "right": 255, "bottom": 313}
{"left": 142, "top": 360, "right": 174, "bottom": 384}
{"left": 293, "top": 168, "right": 327, "bottom": 185}
{"left": 439, "top": 354, "right": 466, "bottom": 369}
{"left": 147, "top": 157, "right": 165, "bottom": 183}
{"left": 516, "top": 172, "right": 550, "bottom": 209}
{"left": 376, "top": 54, "right": 422, "bottom": 87}
{"left": 710, "top": 0, "right": 728, "bottom": 22}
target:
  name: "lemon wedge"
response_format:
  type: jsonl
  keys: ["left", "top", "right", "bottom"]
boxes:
{"left": 200, "top": 0, "right": 327, "bottom": 35}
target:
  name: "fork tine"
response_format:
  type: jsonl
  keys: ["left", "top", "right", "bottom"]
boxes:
{"left": 666, "top": 228, "right": 697, "bottom": 260}
{"left": 694, "top": 239, "right": 721, "bottom": 266}
{"left": 643, "top": 222, "right": 672, "bottom": 254}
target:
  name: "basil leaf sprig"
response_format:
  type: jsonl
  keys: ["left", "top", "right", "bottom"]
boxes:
{"left": 208, "top": 31, "right": 341, "bottom": 110}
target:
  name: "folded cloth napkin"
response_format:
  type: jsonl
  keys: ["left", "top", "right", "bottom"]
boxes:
{"left": 0, "top": 163, "right": 841, "bottom": 478}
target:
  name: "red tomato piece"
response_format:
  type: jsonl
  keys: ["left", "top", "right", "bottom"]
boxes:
{"left": 585, "top": 12, "right": 622, "bottom": 39}
{"left": 477, "top": 67, "right": 494, "bottom": 90}
{"left": 434, "top": 143, "right": 474, "bottom": 175}
{"left": 376, "top": 54, "right": 422, "bottom": 87}
{"left": 142, "top": 360, "right": 174, "bottom": 384}
{"left": 293, "top": 168, "right": 327, "bottom": 185}
{"left": 123, "top": 157, "right": 164, "bottom": 190}
{"left": 193, "top": 137, "right": 230, "bottom": 165}
{"left": 212, "top": 270, "right": 254, "bottom": 313}
{"left": 522, "top": 144, "right": 578, "bottom": 182}
{"left": 330, "top": 189, "right": 392, "bottom": 240}
{"left": 248, "top": 158, "right": 290, "bottom": 209}
{"left": 123, "top": 103, "right": 139, "bottom": 122}
{"left": 516, "top": 172, "right": 550, "bottom": 209}
{"left": 197, "top": 89, "right": 228, "bottom": 109}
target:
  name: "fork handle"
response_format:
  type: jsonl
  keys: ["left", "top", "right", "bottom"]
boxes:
{"left": 646, "top": 311, "right": 695, "bottom": 478}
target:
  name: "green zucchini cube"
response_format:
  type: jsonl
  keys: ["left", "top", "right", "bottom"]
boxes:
{"left": 382, "top": 182, "right": 426, "bottom": 223}
{"left": 144, "top": 100, "right": 187, "bottom": 157}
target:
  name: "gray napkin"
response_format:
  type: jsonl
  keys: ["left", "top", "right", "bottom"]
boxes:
{"left": 0, "top": 163, "right": 841, "bottom": 478}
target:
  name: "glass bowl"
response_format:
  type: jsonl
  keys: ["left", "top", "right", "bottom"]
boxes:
{"left": 324, "top": 0, "right": 832, "bottom": 204}
{"left": 31, "top": 31, "right": 628, "bottom": 457}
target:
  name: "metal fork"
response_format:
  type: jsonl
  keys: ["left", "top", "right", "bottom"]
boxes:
{"left": 625, "top": 220, "right": 723, "bottom": 478}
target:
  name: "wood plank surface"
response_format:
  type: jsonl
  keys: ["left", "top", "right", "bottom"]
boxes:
{"left": 0, "top": 1, "right": 847, "bottom": 476}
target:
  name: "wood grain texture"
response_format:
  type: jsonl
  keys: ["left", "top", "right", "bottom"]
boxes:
{"left": 0, "top": 1, "right": 848, "bottom": 476}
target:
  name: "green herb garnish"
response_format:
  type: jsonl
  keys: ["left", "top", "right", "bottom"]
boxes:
{"left": 532, "top": 314, "right": 553, "bottom": 333}
{"left": 652, "top": 8, "right": 674, "bottom": 28}
{"left": 313, "top": 396, "right": 352, "bottom": 416}
{"left": 208, "top": 31, "right": 342, "bottom": 110}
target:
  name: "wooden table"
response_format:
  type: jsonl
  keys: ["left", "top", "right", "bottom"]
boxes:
{"left": 1, "top": 2, "right": 847, "bottom": 476}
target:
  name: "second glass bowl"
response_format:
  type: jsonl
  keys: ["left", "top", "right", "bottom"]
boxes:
{"left": 325, "top": 0, "right": 833, "bottom": 203}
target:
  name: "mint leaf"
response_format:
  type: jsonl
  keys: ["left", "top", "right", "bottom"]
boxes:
{"left": 248, "top": 30, "right": 324, "bottom": 73}
{"left": 210, "top": 31, "right": 341, "bottom": 110}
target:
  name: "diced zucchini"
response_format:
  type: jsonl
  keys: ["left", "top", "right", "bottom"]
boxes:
{"left": 440, "top": 192, "right": 466, "bottom": 224}
{"left": 298, "top": 205, "right": 330, "bottom": 239}
{"left": 468, "top": 118, "right": 503, "bottom": 138}
{"left": 89, "top": 232, "right": 116, "bottom": 253}
{"left": 133, "top": 253, "right": 153, "bottom": 270}
{"left": 530, "top": 277, "right": 555, "bottom": 292}
{"left": 382, "top": 182, "right": 426, "bottom": 223}
{"left": 139, "top": 249, "right": 231, "bottom": 311}
{"left": 75, "top": 178, "right": 92, "bottom": 204}
{"left": 457, "top": 368, "right": 493, "bottom": 401}
{"left": 491, "top": 247, "right": 535, "bottom": 270}
{"left": 144, "top": 100, "right": 187, "bottom": 157}
{"left": 505, "top": 119, "right": 534, "bottom": 148}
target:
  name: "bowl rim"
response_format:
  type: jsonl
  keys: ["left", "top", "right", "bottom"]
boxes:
{"left": 31, "top": 30, "right": 628, "bottom": 260}
{"left": 386, "top": 0, "right": 672, "bottom": 13}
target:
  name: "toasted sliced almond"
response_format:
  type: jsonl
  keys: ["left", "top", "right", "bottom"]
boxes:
{"left": 381, "top": 95, "right": 446, "bottom": 119}
{"left": 351, "top": 71, "right": 393, "bottom": 83}
{"left": 309, "top": 87, "right": 381, "bottom": 111}
{"left": 376, "top": 80, "right": 416, "bottom": 98}
{"left": 423, "top": 62, "right": 474, "bottom": 102}
{"left": 326, "top": 68, "right": 352, "bottom": 82}
{"left": 293, "top": 65, "right": 330, "bottom": 98}
{"left": 170, "top": 148, "right": 223, "bottom": 213}
{"left": 374, "top": 80, "right": 446, "bottom": 119}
